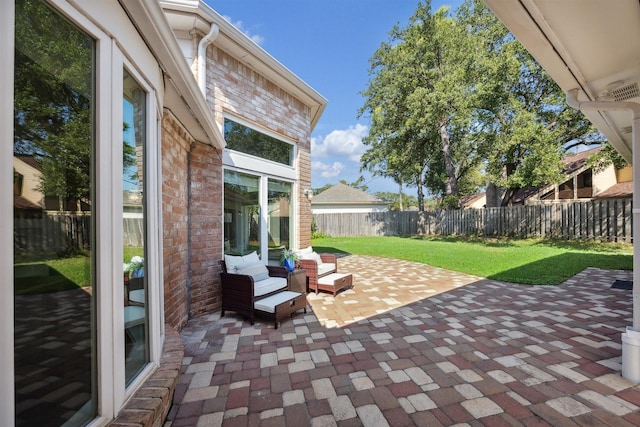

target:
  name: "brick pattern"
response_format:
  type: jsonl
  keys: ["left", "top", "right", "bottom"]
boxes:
{"left": 188, "top": 141, "right": 223, "bottom": 317}
{"left": 161, "top": 112, "right": 192, "bottom": 330}
{"left": 162, "top": 112, "right": 224, "bottom": 324}
{"left": 109, "top": 325, "right": 184, "bottom": 427}
{"left": 167, "top": 257, "right": 640, "bottom": 426}
{"left": 209, "top": 46, "right": 313, "bottom": 246}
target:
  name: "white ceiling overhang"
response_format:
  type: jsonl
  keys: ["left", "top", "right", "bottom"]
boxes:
{"left": 484, "top": 0, "right": 640, "bottom": 163}
{"left": 119, "top": 0, "right": 225, "bottom": 150}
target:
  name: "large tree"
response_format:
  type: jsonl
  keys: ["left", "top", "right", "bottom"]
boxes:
{"left": 457, "top": 0, "right": 605, "bottom": 206}
{"left": 360, "top": 1, "right": 488, "bottom": 208}
{"left": 360, "top": 0, "right": 608, "bottom": 208}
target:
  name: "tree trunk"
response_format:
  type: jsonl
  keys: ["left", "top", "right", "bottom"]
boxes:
{"left": 417, "top": 173, "right": 424, "bottom": 211}
{"left": 439, "top": 120, "right": 458, "bottom": 196}
{"left": 501, "top": 188, "right": 516, "bottom": 206}
{"left": 398, "top": 181, "right": 404, "bottom": 212}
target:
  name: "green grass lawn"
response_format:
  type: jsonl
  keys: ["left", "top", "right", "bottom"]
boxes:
{"left": 312, "top": 236, "right": 633, "bottom": 285}
{"left": 15, "top": 246, "right": 144, "bottom": 295}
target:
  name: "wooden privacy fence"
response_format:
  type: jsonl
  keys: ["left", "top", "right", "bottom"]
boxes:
{"left": 15, "top": 214, "right": 144, "bottom": 254}
{"left": 313, "top": 199, "right": 633, "bottom": 242}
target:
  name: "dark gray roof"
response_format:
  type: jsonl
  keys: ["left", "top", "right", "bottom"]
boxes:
{"left": 312, "top": 183, "right": 386, "bottom": 205}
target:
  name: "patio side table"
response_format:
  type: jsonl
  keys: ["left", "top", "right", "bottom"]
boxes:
{"left": 288, "top": 269, "right": 307, "bottom": 293}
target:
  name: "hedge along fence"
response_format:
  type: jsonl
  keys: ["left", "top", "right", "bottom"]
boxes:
{"left": 313, "top": 198, "right": 633, "bottom": 242}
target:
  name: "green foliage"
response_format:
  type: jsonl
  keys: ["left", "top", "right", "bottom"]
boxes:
{"left": 375, "top": 191, "right": 418, "bottom": 211}
{"left": 359, "top": 0, "right": 603, "bottom": 208}
{"left": 585, "top": 143, "right": 629, "bottom": 172}
{"left": 439, "top": 195, "right": 461, "bottom": 209}
{"left": 312, "top": 236, "right": 631, "bottom": 285}
{"left": 280, "top": 248, "right": 299, "bottom": 263}
{"left": 311, "top": 216, "right": 330, "bottom": 238}
{"left": 14, "top": 0, "right": 94, "bottom": 203}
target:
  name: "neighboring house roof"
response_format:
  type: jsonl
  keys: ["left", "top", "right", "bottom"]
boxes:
{"left": 312, "top": 183, "right": 386, "bottom": 206}
{"left": 460, "top": 192, "right": 485, "bottom": 208}
{"left": 512, "top": 147, "right": 601, "bottom": 203}
{"left": 15, "top": 155, "right": 41, "bottom": 171}
{"left": 562, "top": 147, "right": 601, "bottom": 175}
{"left": 593, "top": 182, "right": 633, "bottom": 199}
{"left": 14, "top": 195, "right": 40, "bottom": 210}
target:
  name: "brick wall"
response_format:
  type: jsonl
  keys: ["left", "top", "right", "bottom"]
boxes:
{"left": 188, "top": 140, "right": 223, "bottom": 316}
{"left": 161, "top": 113, "right": 191, "bottom": 330}
{"left": 209, "top": 46, "right": 313, "bottom": 247}
{"left": 162, "top": 111, "right": 223, "bottom": 327}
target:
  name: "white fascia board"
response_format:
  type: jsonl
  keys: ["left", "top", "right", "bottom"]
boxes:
{"left": 120, "top": 0, "right": 225, "bottom": 150}
{"left": 483, "top": 0, "right": 633, "bottom": 162}
{"left": 161, "top": 0, "right": 328, "bottom": 131}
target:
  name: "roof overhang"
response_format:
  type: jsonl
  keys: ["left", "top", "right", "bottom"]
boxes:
{"left": 160, "top": 0, "right": 328, "bottom": 131}
{"left": 484, "top": 0, "right": 640, "bottom": 163}
{"left": 118, "top": 0, "right": 225, "bottom": 150}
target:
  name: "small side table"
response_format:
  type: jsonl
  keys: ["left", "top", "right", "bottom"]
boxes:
{"left": 288, "top": 269, "right": 307, "bottom": 293}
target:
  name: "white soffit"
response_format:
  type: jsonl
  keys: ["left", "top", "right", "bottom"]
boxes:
{"left": 161, "top": 0, "right": 328, "bottom": 131}
{"left": 120, "top": 0, "right": 225, "bottom": 150}
{"left": 484, "top": 0, "right": 640, "bottom": 162}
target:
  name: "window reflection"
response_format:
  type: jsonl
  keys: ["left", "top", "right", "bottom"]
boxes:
{"left": 224, "top": 171, "right": 260, "bottom": 256}
{"left": 123, "top": 69, "right": 148, "bottom": 385}
{"left": 13, "top": 1, "right": 96, "bottom": 425}
{"left": 267, "top": 180, "right": 292, "bottom": 265}
{"left": 224, "top": 118, "right": 294, "bottom": 166}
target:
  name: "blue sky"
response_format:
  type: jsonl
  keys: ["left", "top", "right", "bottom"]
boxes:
{"left": 205, "top": 0, "right": 462, "bottom": 194}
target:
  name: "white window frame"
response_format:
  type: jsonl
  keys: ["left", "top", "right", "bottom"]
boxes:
{"left": 2, "top": 1, "right": 165, "bottom": 425}
{"left": 222, "top": 114, "right": 298, "bottom": 181}
{"left": 223, "top": 166, "right": 298, "bottom": 260}
{"left": 0, "top": 2, "right": 15, "bottom": 425}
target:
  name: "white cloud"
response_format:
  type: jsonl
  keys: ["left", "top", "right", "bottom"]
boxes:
{"left": 312, "top": 123, "right": 368, "bottom": 162}
{"left": 312, "top": 161, "right": 344, "bottom": 178}
{"left": 223, "top": 16, "right": 265, "bottom": 45}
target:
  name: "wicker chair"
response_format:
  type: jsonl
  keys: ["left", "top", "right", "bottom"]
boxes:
{"left": 298, "top": 253, "right": 337, "bottom": 294}
{"left": 220, "top": 260, "right": 288, "bottom": 324}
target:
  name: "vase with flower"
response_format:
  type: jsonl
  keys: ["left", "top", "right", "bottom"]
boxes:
{"left": 280, "top": 248, "right": 298, "bottom": 272}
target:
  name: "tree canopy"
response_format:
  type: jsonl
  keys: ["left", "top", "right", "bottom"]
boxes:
{"left": 359, "top": 0, "right": 614, "bottom": 208}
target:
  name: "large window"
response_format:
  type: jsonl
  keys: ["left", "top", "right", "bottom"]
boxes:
{"left": 268, "top": 179, "right": 293, "bottom": 253}
{"left": 224, "top": 118, "right": 294, "bottom": 166}
{"left": 7, "top": 2, "right": 161, "bottom": 425}
{"left": 224, "top": 171, "right": 261, "bottom": 256}
{"left": 122, "top": 69, "right": 148, "bottom": 385}
{"left": 13, "top": 1, "right": 96, "bottom": 425}
{"left": 223, "top": 171, "right": 294, "bottom": 265}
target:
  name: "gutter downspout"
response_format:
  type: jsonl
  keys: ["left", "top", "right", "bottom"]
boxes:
{"left": 197, "top": 23, "right": 219, "bottom": 97}
{"left": 567, "top": 88, "right": 640, "bottom": 383}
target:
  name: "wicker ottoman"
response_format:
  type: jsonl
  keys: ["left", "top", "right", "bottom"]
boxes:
{"left": 316, "top": 273, "right": 353, "bottom": 296}
{"left": 254, "top": 291, "right": 307, "bottom": 328}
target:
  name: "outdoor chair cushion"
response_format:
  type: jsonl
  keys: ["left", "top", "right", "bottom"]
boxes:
{"left": 236, "top": 261, "right": 269, "bottom": 282}
{"left": 224, "top": 251, "right": 260, "bottom": 273}
{"left": 254, "top": 276, "right": 288, "bottom": 297}
{"left": 317, "top": 262, "right": 336, "bottom": 276}
{"left": 254, "top": 291, "right": 301, "bottom": 313}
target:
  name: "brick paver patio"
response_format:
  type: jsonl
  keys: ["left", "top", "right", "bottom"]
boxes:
{"left": 166, "top": 255, "right": 640, "bottom": 426}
